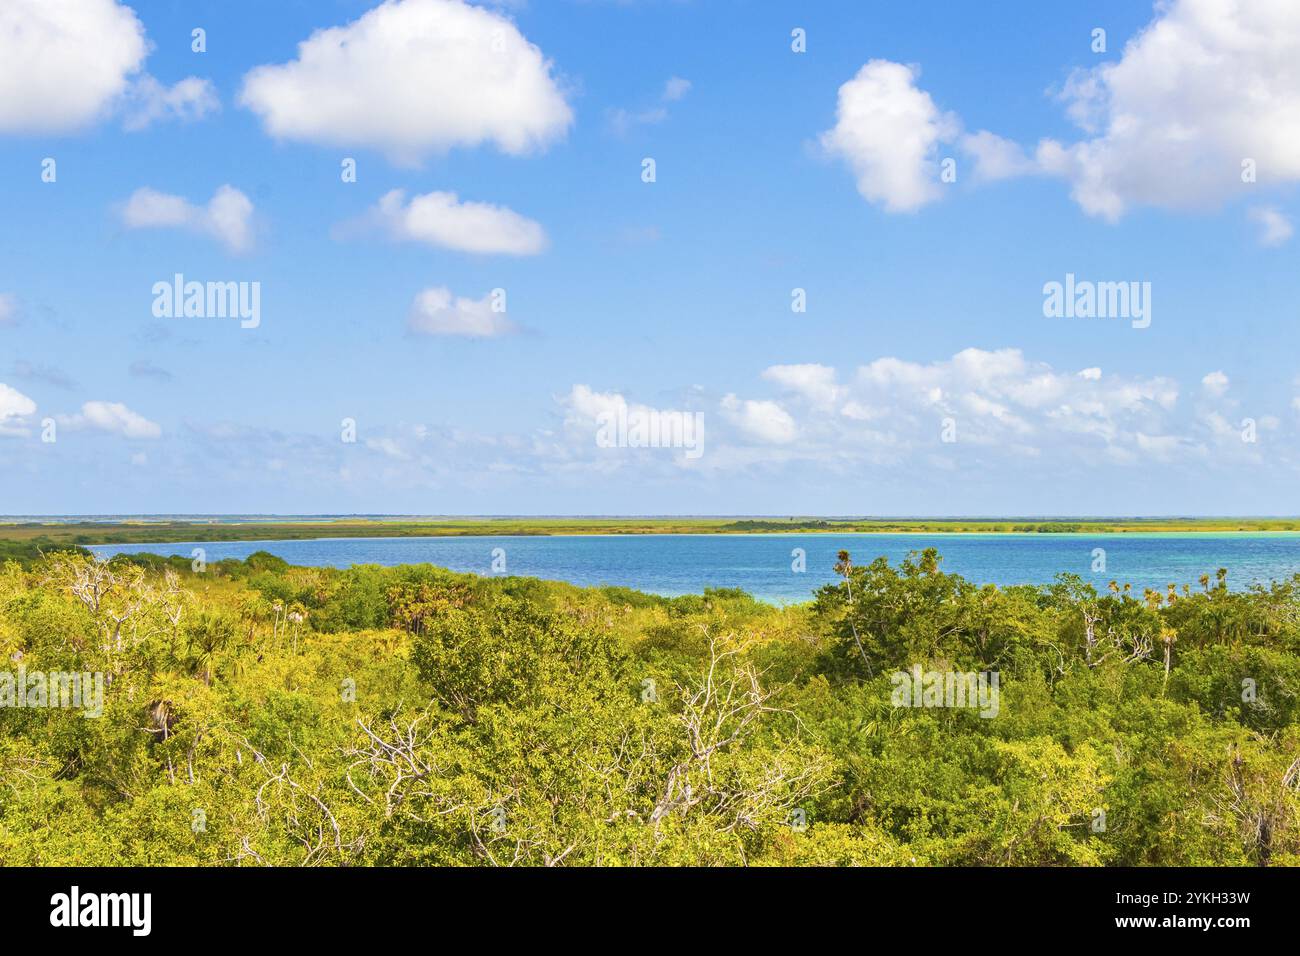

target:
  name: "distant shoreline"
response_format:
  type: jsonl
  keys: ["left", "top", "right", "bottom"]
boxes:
{"left": 6, "top": 516, "right": 1300, "bottom": 549}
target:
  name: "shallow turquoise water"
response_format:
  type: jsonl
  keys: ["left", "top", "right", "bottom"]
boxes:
{"left": 88, "top": 532, "right": 1300, "bottom": 604}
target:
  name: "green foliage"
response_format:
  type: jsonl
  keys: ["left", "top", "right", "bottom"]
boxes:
{"left": 1, "top": 548, "right": 1298, "bottom": 866}
{"left": 0, "top": 538, "right": 90, "bottom": 568}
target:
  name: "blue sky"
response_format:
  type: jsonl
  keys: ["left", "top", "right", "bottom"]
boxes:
{"left": 2, "top": 0, "right": 1299, "bottom": 515}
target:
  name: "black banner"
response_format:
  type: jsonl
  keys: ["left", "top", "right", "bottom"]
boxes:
{"left": 0, "top": 866, "right": 1279, "bottom": 942}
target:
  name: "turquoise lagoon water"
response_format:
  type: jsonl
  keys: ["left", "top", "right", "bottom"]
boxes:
{"left": 88, "top": 532, "right": 1300, "bottom": 604}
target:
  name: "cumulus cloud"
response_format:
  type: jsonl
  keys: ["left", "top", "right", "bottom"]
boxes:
{"left": 820, "top": 60, "right": 959, "bottom": 213}
{"left": 819, "top": 61, "right": 1034, "bottom": 211}
{"left": 119, "top": 185, "right": 255, "bottom": 254}
{"left": 0, "top": 383, "right": 37, "bottom": 436}
{"left": 0, "top": 0, "right": 146, "bottom": 132}
{"left": 408, "top": 287, "right": 516, "bottom": 338}
{"left": 1201, "top": 371, "right": 1230, "bottom": 397}
{"left": 1040, "top": 0, "right": 1300, "bottom": 219}
{"left": 747, "top": 348, "right": 1184, "bottom": 465}
{"left": 558, "top": 385, "right": 707, "bottom": 463}
{"left": 0, "top": 0, "right": 217, "bottom": 134}
{"left": 347, "top": 189, "right": 546, "bottom": 255}
{"left": 761, "top": 364, "right": 843, "bottom": 409}
{"left": 122, "top": 75, "right": 220, "bottom": 131}
{"left": 959, "top": 130, "right": 1038, "bottom": 182}
{"left": 239, "top": 0, "right": 572, "bottom": 164}
{"left": 822, "top": 3, "right": 1300, "bottom": 222}
{"left": 33, "top": 349, "right": 1290, "bottom": 506}
{"left": 58, "top": 401, "right": 161, "bottom": 439}
{"left": 720, "top": 395, "right": 797, "bottom": 444}
{"left": 566, "top": 384, "right": 627, "bottom": 423}
{"left": 1249, "top": 206, "right": 1294, "bottom": 246}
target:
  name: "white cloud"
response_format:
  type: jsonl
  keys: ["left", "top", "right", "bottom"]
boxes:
{"left": 53, "top": 349, "right": 1295, "bottom": 503}
{"left": 355, "top": 189, "right": 546, "bottom": 255}
{"left": 122, "top": 75, "right": 219, "bottom": 131}
{"left": 408, "top": 287, "right": 516, "bottom": 338}
{"left": 814, "top": 4, "right": 1300, "bottom": 226}
{"left": 565, "top": 385, "right": 656, "bottom": 425}
{"left": 1249, "top": 206, "right": 1294, "bottom": 246}
{"left": 239, "top": 0, "right": 572, "bottom": 164}
{"left": 720, "top": 394, "right": 796, "bottom": 444}
{"left": 119, "top": 185, "right": 255, "bottom": 254}
{"left": 0, "top": 383, "right": 37, "bottom": 436}
{"left": 751, "top": 348, "right": 1182, "bottom": 459}
{"left": 1201, "top": 370, "right": 1230, "bottom": 396}
{"left": 818, "top": 4, "right": 1300, "bottom": 222}
{"left": 959, "top": 130, "right": 1037, "bottom": 182}
{"left": 761, "top": 364, "right": 843, "bottom": 408}
{"left": 840, "top": 400, "right": 884, "bottom": 422}
{"left": 1041, "top": 0, "right": 1300, "bottom": 219}
{"left": 0, "top": 1, "right": 217, "bottom": 135}
{"left": 565, "top": 385, "right": 621, "bottom": 423}
{"left": 819, "top": 60, "right": 1032, "bottom": 211}
{"left": 58, "top": 401, "right": 161, "bottom": 439}
{"left": 0, "top": 0, "right": 146, "bottom": 133}
{"left": 0, "top": 293, "right": 17, "bottom": 327}
{"left": 820, "top": 60, "right": 959, "bottom": 213}
{"left": 558, "top": 385, "right": 706, "bottom": 464}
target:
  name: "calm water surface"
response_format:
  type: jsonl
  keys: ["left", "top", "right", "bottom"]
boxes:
{"left": 88, "top": 533, "right": 1300, "bottom": 604}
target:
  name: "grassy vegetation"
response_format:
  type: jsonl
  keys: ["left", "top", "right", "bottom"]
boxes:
{"left": 0, "top": 537, "right": 90, "bottom": 567}
{"left": 2, "top": 546, "right": 1298, "bottom": 865}
{"left": 3, "top": 515, "right": 1300, "bottom": 550}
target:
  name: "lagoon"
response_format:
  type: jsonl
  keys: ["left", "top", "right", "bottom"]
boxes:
{"left": 87, "top": 532, "right": 1300, "bottom": 604}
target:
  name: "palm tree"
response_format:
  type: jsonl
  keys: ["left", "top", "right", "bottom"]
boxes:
{"left": 184, "top": 613, "right": 236, "bottom": 686}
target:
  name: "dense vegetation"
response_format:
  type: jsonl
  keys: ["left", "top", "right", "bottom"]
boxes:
{"left": 0, "top": 538, "right": 89, "bottom": 567}
{"left": 1, "top": 548, "right": 1298, "bottom": 866}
